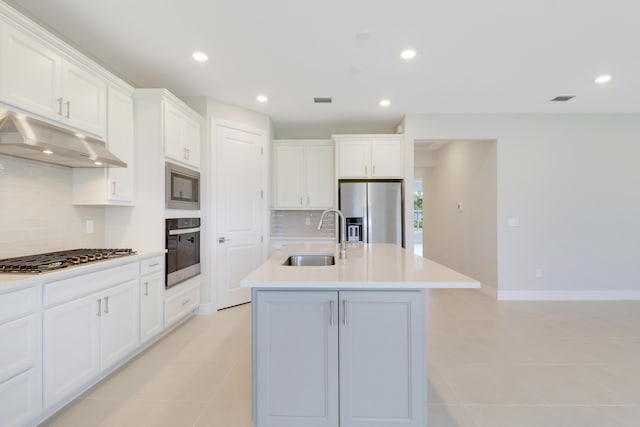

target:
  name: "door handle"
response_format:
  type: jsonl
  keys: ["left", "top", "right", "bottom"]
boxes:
{"left": 57, "top": 98, "right": 63, "bottom": 115}
{"left": 329, "top": 300, "right": 334, "bottom": 325}
{"left": 96, "top": 299, "right": 102, "bottom": 317}
{"left": 364, "top": 165, "right": 368, "bottom": 176}
{"left": 373, "top": 165, "right": 376, "bottom": 176}
{"left": 104, "top": 296, "right": 109, "bottom": 314}
{"left": 343, "top": 299, "right": 347, "bottom": 325}
{"left": 111, "top": 181, "right": 117, "bottom": 196}
{"left": 65, "top": 101, "right": 71, "bottom": 118}
{"left": 218, "top": 237, "right": 231, "bottom": 244}
{"left": 144, "top": 281, "right": 149, "bottom": 296}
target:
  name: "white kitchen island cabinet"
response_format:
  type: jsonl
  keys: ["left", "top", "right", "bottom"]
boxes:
{"left": 243, "top": 243, "right": 480, "bottom": 427}
{"left": 254, "top": 289, "right": 424, "bottom": 427}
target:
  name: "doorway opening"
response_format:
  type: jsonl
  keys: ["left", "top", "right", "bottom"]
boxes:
{"left": 413, "top": 178, "right": 423, "bottom": 256}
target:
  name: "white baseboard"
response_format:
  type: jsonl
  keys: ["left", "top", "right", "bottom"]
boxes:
{"left": 478, "top": 284, "right": 498, "bottom": 299}
{"left": 196, "top": 302, "right": 216, "bottom": 314}
{"left": 498, "top": 290, "right": 640, "bottom": 301}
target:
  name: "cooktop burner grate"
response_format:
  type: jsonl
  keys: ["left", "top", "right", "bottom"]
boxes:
{"left": 0, "top": 248, "right": 136, "bottom": 273}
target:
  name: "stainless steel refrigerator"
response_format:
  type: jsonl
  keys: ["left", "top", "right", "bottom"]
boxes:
{"left": 339, "top": 180, "right": 404, "bottom": 247}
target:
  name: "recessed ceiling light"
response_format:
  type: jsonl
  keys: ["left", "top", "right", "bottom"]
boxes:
{"left": 42, "top": 150, "right": 53, "bottom": 154}
{"left": 379, "top": 99, "right": 391, "bottom": 107}
{"left": 256, "top": 95, "right": 268, "bottom": 103}
{"left": 94, "top": 161, "right": 103, "bottom": 166}
{"left": 595, "top": 74, "right": 611, "bottom": 84}
{"left": 192, "top": 51, "right": 208, "bottom": 62}
{"left": 400, "top": 49, "right": 416, "bottom": 60}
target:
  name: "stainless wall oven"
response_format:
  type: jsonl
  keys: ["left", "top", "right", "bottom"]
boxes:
{"left": 166, "top": 162, "right": 200, "bottom": 210}
{"left": 166, "top": 218, "right": 201, "bottom": 289}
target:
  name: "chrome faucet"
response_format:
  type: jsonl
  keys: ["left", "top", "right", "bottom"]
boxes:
{"left": 317, "top": 208, "right": 347, "bottom": 260}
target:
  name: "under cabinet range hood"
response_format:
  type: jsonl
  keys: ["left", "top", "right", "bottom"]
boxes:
{"left": 0, "top": 109, "right": 126, "bottom": 168}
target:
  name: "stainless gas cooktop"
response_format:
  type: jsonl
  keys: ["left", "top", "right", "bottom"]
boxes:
{"left": 0, "top": 248, "right": 136, "bottom": 274}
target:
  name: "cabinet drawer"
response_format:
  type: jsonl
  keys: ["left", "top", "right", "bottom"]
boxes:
{"left": 165, "top": 281, "right": 200, "bottom": 327}
{"left": 44, "top": 262, "right": 138, "bottom": 307}
{"left": 0, "top": 286, "right": 41, "bottom": 323}
{"left": 0, "top": 313, "right": 41, "bottom": 383}
{"left": 140, "top": 255, "right": 164, "bottom": 276}
{"left": 0, "top": 367, "right": 42, "bottom": 427}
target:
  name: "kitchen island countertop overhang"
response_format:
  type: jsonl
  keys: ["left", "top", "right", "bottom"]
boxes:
{"left": 241, "top": 242, "right": 481, "bottom": 289}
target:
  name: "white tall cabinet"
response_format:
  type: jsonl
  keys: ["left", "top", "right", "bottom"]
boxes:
{"left": 273, "top": 140, "right": 334, "bottom": 209}
{"left": 254, "top": 289, "right": 425, "bottom": 427}
{"left": 334, "top": 134, "right": 404, "bottom": 179}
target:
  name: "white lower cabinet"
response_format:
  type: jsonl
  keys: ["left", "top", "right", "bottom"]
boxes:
{"left": 140, "top": 271, "right": 164, "bottom": 344}
{"left": 43, "top": 276, "right": 139, "bottom": 409}
{"left": 254, "top": 289, "right": 425, "bottom": 427}
{"left": 164, "top": 276, "right": 200, "bottom": 328}
{"left": 0, "top": 286, "right": 42, "bottom": 427}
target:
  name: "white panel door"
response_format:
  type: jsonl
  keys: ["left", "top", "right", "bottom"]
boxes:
{"left": 256, "top": 291, "right": 339, "bottom": 427}
{"left": 100, "top": 280, "right": 139, "bottom": 370}
{"left": 0, "top": 368, "right": 42, "bottom": 427}
{"left": 274, "top": 145, "right": 304, "bottom": 208}
{"left": 339, "top": 291, "right": 425, "bottom": 427}
{"left": 305, "top": 144, "right": 334, "bottom": 208}
{"left": 216, "top": 122, "right": 265, "bottom": 309}
{"left": 43, "top": 293, "right": 101, "bottom": 408}
{"left": 0, "top": 25, "right": 61, "bottom": 119}
{"left": 61, "top": 60, "right": 107, "bottom": 137}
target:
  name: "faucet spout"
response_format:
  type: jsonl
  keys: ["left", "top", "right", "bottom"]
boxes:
{"left": 317, "top": 208, "right": 347, "bottom": 260}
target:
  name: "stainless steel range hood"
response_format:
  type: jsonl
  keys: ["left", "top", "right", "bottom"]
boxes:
{"left": 0, "top": 109, "right": 126, "bottom": 168}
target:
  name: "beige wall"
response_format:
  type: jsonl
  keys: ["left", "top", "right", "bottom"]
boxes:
{"left": 405, "top": 114, "right": 640, "bottom": 297}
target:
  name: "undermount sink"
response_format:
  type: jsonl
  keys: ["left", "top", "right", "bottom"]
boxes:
{"left": 282, "top": 254, "right": 335, "bottom": 267}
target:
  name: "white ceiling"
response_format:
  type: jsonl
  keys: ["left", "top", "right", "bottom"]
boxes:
{"left": 6, "top": 0, "right": 640, "bottom": 130}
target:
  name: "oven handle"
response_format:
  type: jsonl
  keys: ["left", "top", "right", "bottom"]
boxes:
{"left": 168, "top": 227, "right": 201, "bottom": 235}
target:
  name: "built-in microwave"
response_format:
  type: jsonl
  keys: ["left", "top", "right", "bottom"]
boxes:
{"left": 166, "top": 162, "right": 200, "bottom": 210}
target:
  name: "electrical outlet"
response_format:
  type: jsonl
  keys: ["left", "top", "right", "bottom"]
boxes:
{"left": 305, "top": 217, "right": 311, "bottom": 226}
{"left": 535, "top": 268, "right": 543, "bottom": 278}
{"left": 85, "top": 220, "right": 94, "bottom": 234}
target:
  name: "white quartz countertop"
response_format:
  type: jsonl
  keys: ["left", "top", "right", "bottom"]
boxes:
{"left": 0, "top": 250, "right": 165, "bottom": 293}
{"left": 241, "top": 243, "right": 481, "bottom": 289}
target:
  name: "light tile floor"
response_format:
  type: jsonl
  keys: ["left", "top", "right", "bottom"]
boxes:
{"left": 42, "top": 289, "right": 640, "bottom": 426}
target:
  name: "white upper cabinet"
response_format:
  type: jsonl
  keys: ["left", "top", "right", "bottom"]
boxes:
{"left": 72, "top": 84, "right": 135, "bottom": 205}
{"left": 334, "top": 135, "right": 404, "bottom": 179}
{"left": 0, "top": 22, "right": 107, "bottom": 138}
{"left": 273, "top": 140, "right": 334, "bottom": 209}
{"left": 163, "top": 100, "right": 201, "bottom": 169}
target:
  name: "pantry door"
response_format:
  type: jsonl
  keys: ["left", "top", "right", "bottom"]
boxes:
{"left": 214, "top": 120, "right": 266, "bottom": 309}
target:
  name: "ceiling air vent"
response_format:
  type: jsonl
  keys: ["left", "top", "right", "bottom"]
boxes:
{"left": 314, "top": 97, "right": 332, "bottom": 104}
{"left": 550, "top": 95, "right": 575, "bottom": 102}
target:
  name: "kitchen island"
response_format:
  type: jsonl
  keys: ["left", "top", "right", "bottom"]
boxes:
{"left": 241, "top": 243, "right": 480, "bottom": 427}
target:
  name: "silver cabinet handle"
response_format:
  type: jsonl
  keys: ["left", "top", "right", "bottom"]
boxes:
{"left": 299, "top": 196, "right": 303, "bottom": 206}
{"left": 218, "top": 237, "right": 231, "bottom": 244}
{"left": 330, "top": 300, "right": 334, "bottom": 325}
{"left": 96, "top": 299, "right": 102, "bottom": 317}
{"left": 149, "top": 262, "right": 160, "bottom": 268}
{"left": 364, "top": 165, "right": 368, "bottom": 176}
{"left": 343, "top": 299, "right": 347, "bottom": 325}
{"left": 111, "top": 181, "right": 116, "bottom": 196}
{"left": 184, "top": 147, "right": 190, "bottom": 160}
{"left": 307, "top": 196, "right": 310, "bottom": 205}
{"left": 182, "top": 299, "right": 190, "bottom": 306}
{"left": 104, "top": 296, "right": 109, "bottom": 314}
{"left": 65, "top": 101, "right": 71, "bottom": 118}
{"left": 144, "top": 282, "right": 149, "bottom": 296}
{"left": 57, "top": 98, "right": 63, "bottom": 115}
{"left": 373, "top": 165, "right": 376, "bottom": 176}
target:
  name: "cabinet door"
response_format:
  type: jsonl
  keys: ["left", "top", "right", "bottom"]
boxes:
{"left": 163, "top": 102, "right": 184, "bottom": 162}
{"left": 371, "top": 139, "right": 403, "bottom": 178}
{"left": 255, "top": 291, "right": 339, "bottom": 427}
{"left": 0, "top": 24, "right": 61, "bottom": 120}
{"left": 140, "top": 272, "right": 164, "bottom": 344}
{"left": 101, "top": 279, "right": 139, "bottom": 370}
{"left": 274, "top": 145, "right": 305, "bottom": 208}
{"left": 0, "top": 367, "right": 42, "bottom": 427}
{"left": 61, "top": 59, "right": 107, "bottom": 137}
{"left": 43, "top": 293, "right": 101, "bottom": 409}
{"left": 339, "top": 291, "right": 425, "bottom": 427}
{"left": 183, "top": 116, "right": 201, "bottom": 168}
{"left": 338, "top": 140, "right": 370, "bottom": 178}
{"left": 106, "top": 86, "right": 134, "bottom": 203}
{"left": 305, "top": 144, "right": 334, "bottom": 208}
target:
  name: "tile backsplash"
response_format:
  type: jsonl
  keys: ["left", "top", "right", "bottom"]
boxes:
{"left": 0, "top": 155, "right": 105, "bottom": 258}
{"left": 271, "top": 210, "right": 335, "bottom": 238}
